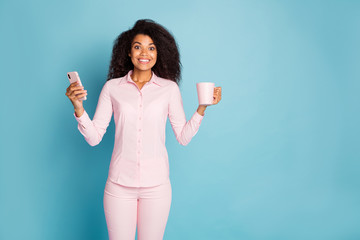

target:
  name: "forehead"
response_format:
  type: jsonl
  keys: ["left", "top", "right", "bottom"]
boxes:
{"left": 132, "top": 34, "right": 155, "bottom": 44}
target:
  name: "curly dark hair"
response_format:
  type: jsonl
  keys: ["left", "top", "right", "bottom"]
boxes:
{"left": 107, "top": 19, "right": 181, "bottom": 84}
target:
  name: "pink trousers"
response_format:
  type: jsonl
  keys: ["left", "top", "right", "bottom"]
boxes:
{"left": 103, "top": 178, "right": 172, "bottom": 240}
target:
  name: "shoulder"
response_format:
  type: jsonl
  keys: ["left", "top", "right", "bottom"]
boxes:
{"left": 104, "top": 76, "right": 126, "bottom": 89}
{"left": 155, "top": 76, "right": 179, "bottom": 89}
{"left": 157, "top": 78, "right": 182, "bottom": 98}
{"left": 106, "top": 76, "right": 123, "bottom": 85}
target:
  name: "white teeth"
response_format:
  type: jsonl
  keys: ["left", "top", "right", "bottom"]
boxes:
{"left": 139, "top": 59, "right": 150, "bottom": 62}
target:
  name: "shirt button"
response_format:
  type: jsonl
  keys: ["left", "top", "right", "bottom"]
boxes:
{"left": 139, "top": 129, "right": 141, "bottom": 132}
{"left": 138, "top": 151, "right": 140, "bottom": 154}
{"left": 138, "top": 140, "right": 140, "bottom": 143}
{"left": 139, "top": 104, "right": 142, "bottom": 107}
{"left": 139, "top": 117, "right": 141, "bottom": 120}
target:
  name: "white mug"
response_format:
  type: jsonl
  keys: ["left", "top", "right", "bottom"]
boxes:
{"left": 196, "top": 82, "right": 215, "bottom": 106}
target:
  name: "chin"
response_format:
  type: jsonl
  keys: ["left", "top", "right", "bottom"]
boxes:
{"left": 135, "top": 65, "right": 154, "bottom": 72}
{"left": 136, "top": 67, "right": 151, "bottom": 72}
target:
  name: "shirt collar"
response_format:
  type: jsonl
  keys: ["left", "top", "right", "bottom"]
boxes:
{"left": 119, "top": 70, "right": 162, "bottom": 87}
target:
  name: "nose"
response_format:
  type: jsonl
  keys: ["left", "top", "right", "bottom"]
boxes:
{"left": 140, "top": 48, "right": 148, "bottom": 56}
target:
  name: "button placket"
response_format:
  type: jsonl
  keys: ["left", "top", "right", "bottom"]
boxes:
{"left": 136, "top": 92, "right": 143, "bottom": 170}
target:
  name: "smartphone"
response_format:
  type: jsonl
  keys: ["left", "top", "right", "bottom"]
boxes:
{"left": 67, "top": 71, "right": 86, "bottom": 101}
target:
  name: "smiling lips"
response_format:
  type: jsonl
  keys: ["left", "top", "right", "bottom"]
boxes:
{"left": 138, "top": 58, "right": 150, "bottom": 64}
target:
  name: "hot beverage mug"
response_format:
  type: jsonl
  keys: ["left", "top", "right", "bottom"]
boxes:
{"left": 196, "top": 82, "right": 215, "bottom": 106}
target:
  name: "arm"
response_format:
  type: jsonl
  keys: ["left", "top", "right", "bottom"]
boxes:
{"left": 196, "top": 105, "right": 207, "bottom": 116}
{"left": 168, "top": 83, "right": 204, "bottom": 146}
{"left": 73, "top": 82, "right": 113, "bottom": 146}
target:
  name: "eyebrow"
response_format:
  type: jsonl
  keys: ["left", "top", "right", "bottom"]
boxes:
{"left": 132, "top": 41, "right": 155, "bottom": 46}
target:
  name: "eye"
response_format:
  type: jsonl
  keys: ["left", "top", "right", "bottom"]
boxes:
{"left": 149, "top": 46, "right": 156, "bottom": 51}
{"left": 134, "top": 45, "right": 140, "bottom": 49}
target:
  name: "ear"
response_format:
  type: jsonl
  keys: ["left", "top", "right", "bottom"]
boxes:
{"left": 128, "top": 52, "right": 131, "bottom": 57}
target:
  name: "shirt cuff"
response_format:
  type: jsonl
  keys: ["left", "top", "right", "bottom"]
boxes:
{"left": 192, "top": 111, "right": 204, "bottom": 124}
{"left": 73, "top": 110, "right": 91, "bottom": 129}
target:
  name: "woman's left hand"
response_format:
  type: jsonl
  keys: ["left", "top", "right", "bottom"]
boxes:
{"left": 212, "top": 87, "right": 222, "bottom": 105}
{"left": 196, "top": 86, "right": 222, "bottom": 116}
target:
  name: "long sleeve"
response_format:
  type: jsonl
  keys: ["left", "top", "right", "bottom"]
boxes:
{"left": 73, "top": 82, "right": 113, "bottom": 146}
{"left": 168, "top": 83, "right": 204, "bottom": 146}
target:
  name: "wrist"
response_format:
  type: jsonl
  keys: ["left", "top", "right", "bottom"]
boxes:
{"left": 74, "top": 107, "right": 84, "bottom": 117}
{"left": 197, "top": 105, "right": 207, "bottom": 116}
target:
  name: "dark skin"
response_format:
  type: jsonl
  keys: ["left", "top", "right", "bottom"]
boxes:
{"left": 127, "top": 34, "right": 222, "bottom": 115}
{"left": 66, "top": 34, "right": 221, "bottom": 117}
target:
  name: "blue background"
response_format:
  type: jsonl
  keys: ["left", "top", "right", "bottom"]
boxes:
{"left": 1, "top": 0, "right": 359, "bottom": 239}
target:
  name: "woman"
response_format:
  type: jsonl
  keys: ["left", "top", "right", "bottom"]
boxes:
{"left": 65, "top": 19, "right": 222, "bottom": 240}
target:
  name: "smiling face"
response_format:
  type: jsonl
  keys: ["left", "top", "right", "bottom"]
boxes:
{"left": 128, "top": 34, "right": 157, "bottom": 72}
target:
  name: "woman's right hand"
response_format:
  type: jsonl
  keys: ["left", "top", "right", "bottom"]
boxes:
{"left": 65, "top": 81, "right": 88, "bottom": 111}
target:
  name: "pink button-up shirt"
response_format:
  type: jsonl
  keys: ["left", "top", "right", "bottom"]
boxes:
{"left": 73, "top": 70, "right": 204, "bottom": 187}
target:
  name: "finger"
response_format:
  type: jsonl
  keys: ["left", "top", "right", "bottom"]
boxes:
{"left": 214, "top": 93, "right": 220, "bottom": 103}
{"left": 71, "top": 81, "right": 81, "bottom": 86}
{"left": 73, "top": 89, "right": 87, "bottom": 95}
{"left": 71, "top": 90, "right": 87, "bottom": 98}
{"left": 76, "top": 92, "right": 88, "bottom": 99}
{"left": 70, "top": 85, "right": 84, "bottom": 92}
{"left": 71, "top": 84, "right": 84, "bottom": 89}
{"left": 213, "top": 95, "right": 218, "bottom": 103}
{"left": 69, "top": 82, "right": 81, "bottom": 90}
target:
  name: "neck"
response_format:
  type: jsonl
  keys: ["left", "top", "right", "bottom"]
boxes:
{"left": 131, "top": 69, "right": 152, "bottom": 83}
